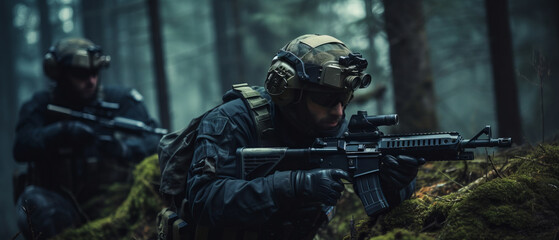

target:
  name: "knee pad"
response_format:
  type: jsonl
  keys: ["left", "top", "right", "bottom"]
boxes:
{"left": 16, "top": 186, "right": 80, "bottom": 239}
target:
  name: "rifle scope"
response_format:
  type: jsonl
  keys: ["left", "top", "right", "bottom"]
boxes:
{"left": 348, "top": 111, "right": 398, "bottom": 133}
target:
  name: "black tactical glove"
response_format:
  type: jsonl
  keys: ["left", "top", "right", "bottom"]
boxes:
{"left": 379, "top": 155, "right": 426, "bottom": 206}
{"left": 43, "top": 121, "right": 96, "bottom": 147}
{"left": 99, "top": 137, "right": 130, "bottom": 160}
{"left": 292, "top": 169, "right": 350, "bottom": 206}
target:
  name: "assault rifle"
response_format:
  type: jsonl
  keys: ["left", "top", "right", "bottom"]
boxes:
{"left": 47, "top": 104, "right": 168, "bottom": 136}
{"left": 237, "top": 111, "right": 512, "bottom": 216}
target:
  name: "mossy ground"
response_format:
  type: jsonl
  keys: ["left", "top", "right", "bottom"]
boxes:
{"left": 346, "top": 143, "right": 559, "bottom": 240}
{"left": 49, "top": 144, "right": 559, "bottom": 239}
{"left": 52, "top": 154, "right": 163, "bottom": 240}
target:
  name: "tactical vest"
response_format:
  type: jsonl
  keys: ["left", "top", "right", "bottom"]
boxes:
{"left": 157, "top": 83, "right": 274, "bottom": 240}
{"left": 231, "top": 83, "right": 275, "bottom": 146}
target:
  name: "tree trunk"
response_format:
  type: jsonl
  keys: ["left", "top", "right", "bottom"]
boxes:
{"left": 212, "top": 0, "right": 245, "bottom": 93}
{"left": 37, "top": 0, "right": 52, "bottom": 91}
{"left": 146, "top": 0, "right": 171, "bottom": 130}
{"left": 0, "top": 0, "right": 19, "bottom": 236}
{"left": 38, "top": 0, "right": 52, "bottom": 51}
{"left": 80, "top": 0, "right": 106, "bottom": 47}
{"left": 485, "top": 0, "right": 523, "bottom": 144}
{"left": 382, "top": 0, "right": 438, "bottom": 133}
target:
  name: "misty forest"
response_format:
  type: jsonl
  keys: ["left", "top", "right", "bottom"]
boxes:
{"left": 1, "top": 0, "right": 559, "bottom": 239}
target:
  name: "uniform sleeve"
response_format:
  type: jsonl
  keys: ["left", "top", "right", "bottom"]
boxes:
{"left": 185, "top": 107, "right": 293, "bottom": 227}
{"left": 13, "top": 98, "right": 52, "bottom": 162}
{"left": 115, "top": 96, "right": 161, "bottom": 162}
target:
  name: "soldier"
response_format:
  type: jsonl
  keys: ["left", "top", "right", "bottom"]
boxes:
{"left": 13, "top": 37, "right": 161, "bottom": 239}
{"left": 158, "top": 34, "right": 424, "bottom": 239}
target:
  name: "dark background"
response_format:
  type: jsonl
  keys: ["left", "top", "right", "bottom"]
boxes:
{"left": 1, "top": 0, "right": 558, "bottom": 238}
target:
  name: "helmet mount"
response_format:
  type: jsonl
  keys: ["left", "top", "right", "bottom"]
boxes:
{"left": 265, "top": 34, "right": 372, "bottom": 107}
{"left": 43, "top": 38, "right": 110, "bottom": 82}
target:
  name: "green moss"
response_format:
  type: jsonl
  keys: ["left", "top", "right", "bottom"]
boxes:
{"left": 53, "top": 154, "right": 162, "bottom": 240}
{"left": 515, "top": 144, "right": 559, "bottom": 178}
{"left": 438, "top": 144, "right": 559, "bottom": 240}
{"left": 350, "top": 143, "right": 559, "bottom": 240}
{"left": 381, "top": 198, "right": 429, "bottom": 232}
{"left": 80, "top": 182, "right": 132, "bottom": 218}
{"left": 49, "top": 144, "right": 559, "bottom": 239}
{"left": 369, "top": 228, "right": 435, "bottom": 240}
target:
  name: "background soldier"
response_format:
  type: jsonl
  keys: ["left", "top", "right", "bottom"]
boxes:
{"left": 159, "top": 34, "right": 425, "bottom": 239}
{"left": 13, "top": 37, "right": 161, "bottom": 239}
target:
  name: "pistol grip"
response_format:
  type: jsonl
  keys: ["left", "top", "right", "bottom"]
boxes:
{"left": 354, "top": 173, "right": 389, "bottom": 216}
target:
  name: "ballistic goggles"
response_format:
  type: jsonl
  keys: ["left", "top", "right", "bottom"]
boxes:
{"left": 66, "top": 67, "right": 99, "bottom": 80}
{"left": 306, "top": 89, "right": 353, "bottom": 108}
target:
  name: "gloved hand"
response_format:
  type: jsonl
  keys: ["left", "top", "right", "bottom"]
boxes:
{"left": 98, "top": 137, "right": 130, "bottom": 160}
{"left": 43, "top": 121, "right": 96, "bottom": 147}
{"left": 292, "top": 169, "right": 350, "bottom": 206}
{"left": 379, "top": 155, "right": 426, "bottom": 206}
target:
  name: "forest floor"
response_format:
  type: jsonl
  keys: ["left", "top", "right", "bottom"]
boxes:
{"left": 50, "top": 141, "right": 559, "bottom": 240}
{"left": 51, "top": 154, "right": 162, "bottom": 240}
{"left": 343, "top": 142, "right": 559, "bottom": 240}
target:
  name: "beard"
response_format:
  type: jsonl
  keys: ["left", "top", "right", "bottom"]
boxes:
{"left": 279, "top": 101, "right": 344, "bottom": 144}
{"left": 55, "top": 80, "right": 99, "bottom": 107}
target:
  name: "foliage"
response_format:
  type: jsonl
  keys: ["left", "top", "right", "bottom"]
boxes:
{"left": 348, "top": 143, "right": 559, "bottom": 239}
{"left": 369, "top": 228, "right": 434, "bottom": 240}
{"left": 317, "top": 186, "right": 369, "bottom": 239}
{"left": 48, "top": 144, "right": 559, "bottom": 239}
{"left": 52, "top": 154, "right": 162, "bottom": 240}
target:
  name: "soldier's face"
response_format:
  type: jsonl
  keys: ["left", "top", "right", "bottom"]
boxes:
{"left": 67, "top": 72, "right": 99, "bottom": 100}
{"left": 305, "top": 95, "right": 344, "bottom": 129}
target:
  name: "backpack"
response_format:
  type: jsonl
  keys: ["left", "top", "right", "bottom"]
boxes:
{"left": 157, "top": 83, "right": 273, "bottom": 210}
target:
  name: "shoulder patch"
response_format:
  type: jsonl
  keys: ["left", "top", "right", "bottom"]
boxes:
{"left": 129, "top": 89, "right": 144, "bottom": 102}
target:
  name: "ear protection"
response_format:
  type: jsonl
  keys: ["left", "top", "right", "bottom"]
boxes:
{"left": 265, "top": 50, "right": 372, "bottom": 107}
{"left": 265, "top": 51, "right": 304, "bottom": 107}
{"left": 265, "top": 35, "right": 373, "bottom": 107}
{"left": 43, "top": 46, "right": 61, "bottom": 81}
{"left": 43, "top": 42, "right": 111, "bottom": 82}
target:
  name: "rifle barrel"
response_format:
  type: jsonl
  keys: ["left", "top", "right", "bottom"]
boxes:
{"left": 47, "top": 104, "right": 168, "bottom": 135}
{"left": 460, "top": 138, "right": 512, "bottom": 148}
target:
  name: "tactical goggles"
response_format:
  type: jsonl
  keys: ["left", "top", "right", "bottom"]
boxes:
{"left": 306, "top": 90, "right": 353, "bottom": 108}
{"left": 67, "top": 67, "right": 99, "bottom": 80}
{"left": 277, "top": 50, "right": 372, "bottom": 90}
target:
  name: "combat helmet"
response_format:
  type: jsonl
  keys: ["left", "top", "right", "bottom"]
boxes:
{"left": 43, "top": 37, "right": 111, "bottom": 82}
{"left": 265, "top": 34, "right": 371, "bottom": 107}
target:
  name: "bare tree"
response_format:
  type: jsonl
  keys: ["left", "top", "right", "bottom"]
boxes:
{"left": 212, "top": 0, "right": 245, "bottom": 93}
{"left": 80, "top": 0, "right": 107, "bottom": 46}
{"left": 147, "top": 0, "right": 171, "bottom": 130}
{"left": 38, "top": 0, "right": 53, "bottom": 54}
{"left": 485, "top": 0, "right": 523, "bottom": 144}
{"left": 1, "top": 0, "right": 19, "bottom": 237}
{"left": 382, "top": 0, "right": 438, "bottom": 132}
